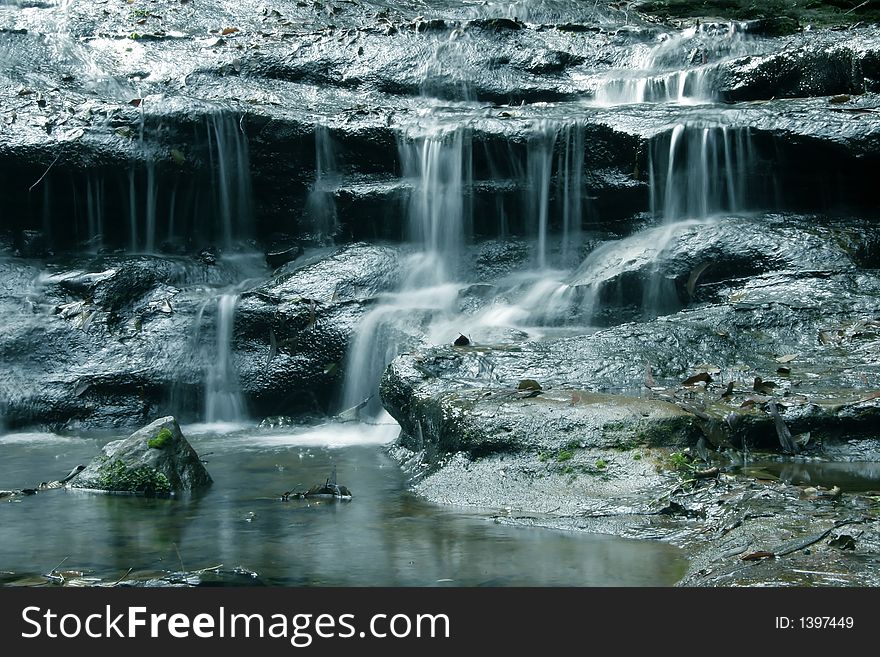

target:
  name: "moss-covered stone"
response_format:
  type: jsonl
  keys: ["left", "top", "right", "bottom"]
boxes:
{"left": 96, "top": 459, "right": 172, "bottom": 495}
{"left": 69, "top": 416, "right": 212, "bottom": 494}
{"left": 147, "top": 427, "right": 173, "bottom": 449}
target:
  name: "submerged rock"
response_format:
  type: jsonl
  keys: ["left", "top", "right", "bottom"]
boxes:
{"left": 281, "top": 467, "right": 352, "bottom": 501}
{"left": 68, "top": 417, "right": 211, "bottom": 495}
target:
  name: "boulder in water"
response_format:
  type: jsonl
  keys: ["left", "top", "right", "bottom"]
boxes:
{"left": 281, "top": 467, "right": 352, "bottom": 501}
{"left": 68, "top": 417, "right": 212, "bottom": 496}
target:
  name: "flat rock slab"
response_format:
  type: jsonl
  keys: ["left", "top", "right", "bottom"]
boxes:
{"left": 69, "top": 416, "right": 212, "bottom": 495}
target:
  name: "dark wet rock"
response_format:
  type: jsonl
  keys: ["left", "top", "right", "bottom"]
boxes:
{"left": 265, "top": 241, "right": 304, "bottom": 271}
{"left": 382, "top": 270, "right": 880, "bottom": 474}
{"left": 0, "top": 254, "right": 247, "bottom": 429}
{"left": 282, "top": 467, "right": 352, "bottom": 501}
{"left": 235, "top": 243, "right": 402, "bottom": 416}
{"left": 0, "top": 242, "right": 405, "bottom": 428}
{"left": 567, "top": 214, "right": 874, "bottom": 321}
{"left": 68, "top": 416, "right": 211, "bottom": 495}
{"left": 715, "top": 26, "right": 880, "bottom": 101}
{"left": 2, "top": 0, "right": 880, "bottom": 255}
{"left": 247, "top": 243, "right": 401, "bottom": 303}
{"left": 637, "top": 0, "right": 880, "bottom": 30}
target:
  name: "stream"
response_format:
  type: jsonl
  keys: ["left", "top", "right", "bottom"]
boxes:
{"left": 0, "top": 422, "right": 686, "bottom": 586}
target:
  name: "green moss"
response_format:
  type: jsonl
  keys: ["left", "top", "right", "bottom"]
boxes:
{"left": 665, "top": 451, "right": 694, "bottom": 473}
{"left": 632, "top": 452, "right": 642, "bottom": 461}
{"left": 147, "top": 427, "right": 173, "bottom": 450}
{"left": 595, "top": 458, "right": 608, "bottom": 470}
{"left": 97, "top": 459, "right": 171, "bottom": 495}
{"left": 557, "top": 450, "right": 573, "bottom": 462}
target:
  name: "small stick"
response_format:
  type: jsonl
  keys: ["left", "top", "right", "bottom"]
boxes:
{"left": 172, "top": 543, "right": 185, "bottom": 573}
{"left": 29, "top": 153, "right": 62, "bottom": 192}
{"left": 845, "top": 1, "right": 870, "bottom": 16}
{"left": 112, "top": 568, "right": 133, "bottom": 586}
{"left": 49, "top": 555, "right": 70, "bottom": 574}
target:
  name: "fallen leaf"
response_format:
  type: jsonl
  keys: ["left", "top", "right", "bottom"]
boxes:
{"left": 682, "top": 372, "right": 713, "bottom": 386}
{"left": 686, "top": 262, "right": 711, "bottom": 298}
{"left": 753, "top": 376, "right": 777, "bottom": 394}
{"left": 775, "top": 354, "right": 797, "bottom": 363}
{"left": 221, "top": 27, "right": 240, "bottom": 35}
{"left": 129, "top": 98, "right": 143, "bottom": 107}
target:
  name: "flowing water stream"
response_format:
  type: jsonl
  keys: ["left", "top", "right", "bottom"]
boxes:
{"left": 0, "top": 427, "right": 686, "bottom": 586}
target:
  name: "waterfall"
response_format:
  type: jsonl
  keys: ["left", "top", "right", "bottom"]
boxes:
{"left": 340, "top": 126, "right": 472, "bottom": 414}
{"left": 206, "top": 112, "right": 253, "bottom": 251}
{"left": 527, "top": 124, "right": 556, "bottom": 269}
{"left": 558, "top": 122, "right": 585, "bottom": 264}
{"left": 118, "top": 111, "right": 252, "bottom": 253}
{"left": 521, "top": 120, "right": 586, "bottom": 270}
{"left": 593, "top": 22, "right": 751, "bottom": 106}
{"left": 85, "top": 177, "right": 104, "bottom": 251}
{"left": 650, "top": 124, "right": 754, "bottom": 221}
{"left": 567, "top": 122, "right": 760, "bottom": 320}
{"left": 398, "top": 125, "right": 473, "bottom": 284}
{"left": 305, "top": 125, "right": 340, "bottom": 242}
{"left": 204, "top": 293, "right": 246, "bottom": 424}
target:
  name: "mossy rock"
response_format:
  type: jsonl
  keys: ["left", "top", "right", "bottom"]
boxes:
{"left": 96, "top": 459, "right": 172, "bottom": 495}
{"left": 147, "top": 427, "right": 173, "bottom": 449}
{"left": 68, "top": 416, "right": 212, "bottom": 495}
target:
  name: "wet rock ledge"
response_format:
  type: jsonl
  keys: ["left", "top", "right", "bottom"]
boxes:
{"left": 380, "top": 266, "right": 880, "bottom": 586}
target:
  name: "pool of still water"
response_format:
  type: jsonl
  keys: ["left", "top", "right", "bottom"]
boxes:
{"left": 0, "top": 421, "right": 687, "bottom": 586}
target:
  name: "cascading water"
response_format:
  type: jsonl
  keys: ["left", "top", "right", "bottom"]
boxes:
{"left": 305, "top": 125, "right": 340, "bottom": 242}
{"left": 117, "top": 111, "right": 253, "bottom": 254}
{"left": 473, "top": 120, "right": 587, "bottom": 330}
{"left": 341, "top": 125, "right": 471, "bottom": 415}
{"left": 206, "top": 112, "right": 253, "bottom": 251}
{"left": 594, "top": 23, "right": 754, "bottom": 106}
{"left": 527, "top": 124, "right": 556, "bottom": 270}
{"left": 84, "top": 177, "right": 104, "bottom": 251}
{"left": 568, "top": 122, "right": 761, "bottom": 320}
{"left": 593, "top": 22, "right": 754, "bottom": 105}
{"left": 649, "top": 123, "right": 754, "bottom": 221}
{"left": 399, "top": 125, "right": 473, "bottom": 283}
{"left": 202, "top": 293, "right": 246, "bottom": 424}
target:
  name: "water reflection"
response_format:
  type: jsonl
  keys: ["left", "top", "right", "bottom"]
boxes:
{"left": 743, "top": 459, "right": 880, "bottom": 493}
{"left": 0, "top": 426, "right": 686, "bottom": 586}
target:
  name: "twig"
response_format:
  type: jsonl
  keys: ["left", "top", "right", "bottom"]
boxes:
{"left": 49, "top": 555, "right": 70, "bottom": 574}
{"left": 845, "top": 1, "right": 870, "bottom": 16}
{"left": 196, "top": 564, "right": 223, "bottom": 574}
{"left": 172, "top": 543, "right": 185, "bottom": 573}
{"left": 29, "top": 153, "right": 62, "bottom": 192}
{"left": 111, "top": 568, "right": 133, "bottom": 586}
